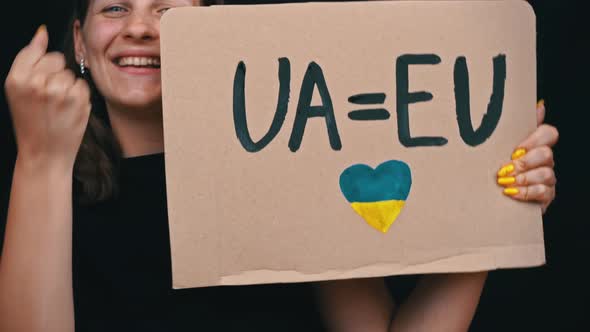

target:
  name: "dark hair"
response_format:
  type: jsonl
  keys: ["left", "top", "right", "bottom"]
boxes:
{"left": 65, "top": 0, "right": 220, "bottom": 205}
{"left": 64, "top": 0, "right": 118, "bottom": 205}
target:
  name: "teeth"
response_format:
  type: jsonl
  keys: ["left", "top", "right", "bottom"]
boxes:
{"left": 117, "top": 57, "right": 160, "bottom": 67}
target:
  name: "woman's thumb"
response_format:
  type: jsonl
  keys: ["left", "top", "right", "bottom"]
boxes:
{"left": 30, "top": 24, "right": 49, "bottom": 54}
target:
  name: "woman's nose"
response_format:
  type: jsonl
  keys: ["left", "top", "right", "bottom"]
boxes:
{"left": 123, "top": 13, "right": 159, "bottom": 41}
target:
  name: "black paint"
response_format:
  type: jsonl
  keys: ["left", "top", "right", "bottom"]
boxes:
{"left": 233, "top": 54, "right": 506, "bottom": 152}
{"left": 348, "top": 109, "right": 391, "bottom": 121}
{"left": 348, "top": 93, "right": 386, "bottom": 105}
{"left": 454, "top": 55, "right": 506, "bottom": 147}
{"left": 233, "top": 58, "right": 291, "bottom": 152}
{"left": 288, "top": 62, "right": 342, "bottom": 152}
{"left": 396, "top": 54, "right": 448, "bottom": 147}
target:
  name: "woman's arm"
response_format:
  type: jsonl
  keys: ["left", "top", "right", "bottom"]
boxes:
{"left": 389, "top": 272, "right": 487, "bottom": 332}
{"left": 0, "top": 160, "right": 75, "bottom": 332}
{"left": 0, "top": 25, "right": 90, "bottom": 332}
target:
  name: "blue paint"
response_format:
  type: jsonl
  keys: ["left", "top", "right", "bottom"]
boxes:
{"left": 339, "top": 160, "right": 412, "bottom": 203}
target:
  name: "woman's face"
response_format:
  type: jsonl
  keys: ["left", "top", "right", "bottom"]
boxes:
{"left": 75, "top": 0, "right": 201, "bottom": 111}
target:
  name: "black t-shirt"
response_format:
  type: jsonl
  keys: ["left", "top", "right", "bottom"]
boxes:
{"left": 72, "top": 153, "right": 327, "bottom": 331}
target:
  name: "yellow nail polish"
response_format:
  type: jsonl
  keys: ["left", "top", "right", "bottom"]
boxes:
{"left": 36, "top": 24, "right": 46, "bottom": 36}
{"left": 511, "top": 148, "right": 527, "bottom": 160}
{"left": 498, "top": 177, "right": 516, "bottom": 186}
{"left": 31, "top": 24, "right": 46, "bottom": 42}
{"left": 537, "top": 99, "right": 545, "bottom": 109}
{"left": 497, "top": 164, "right": 515, "bottom": 177}
{"left": 503, "top": 188, "right": 519, "bottom": 196}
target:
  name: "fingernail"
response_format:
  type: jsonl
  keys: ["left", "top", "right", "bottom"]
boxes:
{"left": 511, "top": 148, "right": 527, "bottom": 160}
{"left": 503, "top": 188, "right": 519, "bottom": 196}
{"left": 31, "top": 24, "right": 46, "bottom": 44}
{"left": 497, "top": 164, "right": 515, "bottom": 177}
{"left": 35, "top": 24, "right": 46, "bottom": 37}
{"left": 537, "top": 99, "right": 545, "bottom": 110}
{"left": 497, "top": 177, "right": 516, "bottom": 186}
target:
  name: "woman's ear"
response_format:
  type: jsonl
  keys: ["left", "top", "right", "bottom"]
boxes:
{"left": 73, "top": 19, "right": 86, "bottom": 65}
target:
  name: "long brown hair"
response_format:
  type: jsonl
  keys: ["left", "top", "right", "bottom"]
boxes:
{"left": 65, "top": 0, "right": 220, "bottom": 205}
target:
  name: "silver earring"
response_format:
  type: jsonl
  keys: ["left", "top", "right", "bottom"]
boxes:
{"left": 80, "top": 58, "right": 86, "bottom": 75}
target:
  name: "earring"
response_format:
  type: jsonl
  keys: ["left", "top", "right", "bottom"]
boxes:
{"left": 80, "top": 58, "right": 86, "bottom": 75}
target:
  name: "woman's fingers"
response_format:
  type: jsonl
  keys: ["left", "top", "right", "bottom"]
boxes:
{"left": 497, "top": 146, "right": 554, "bottom": 176}
{"left": 513, "top": 146, "right": 554, "bottom": 172}
{"left": 33, "top": 52, "right": 66, "bottom": 77}
{"left": 502, "top": 184, "right": 555, "bottom": 205}
{"left": 517, "top": 167, "right": 556, "bottom": 187}
{"left": 496, "top": 100, "right": 558, "bottom": 214}
{"left": 8, "top": 25, "right": 49, "bottom": 77}
{"left": 497, "top": 167, "right": 556, "bottom": 188}
{"left": 46, "top": 70, "right": 77, "bottom": 104}
{"left": 68, "top": 78, "right": 91, "bottom": 105}
{"left": 497, "top": 148, "right": 556, "bottom": 209}
{"left": 517, "top": 124, "right": 559, "bottom": 151}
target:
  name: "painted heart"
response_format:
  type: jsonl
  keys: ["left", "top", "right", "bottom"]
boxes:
{"left": 339, "top": 160, "right": 412, "bottom": 233}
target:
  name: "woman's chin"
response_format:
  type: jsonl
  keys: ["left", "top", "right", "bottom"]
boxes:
{"left": 109, "top": 95, "right": 163, "bottom": 113}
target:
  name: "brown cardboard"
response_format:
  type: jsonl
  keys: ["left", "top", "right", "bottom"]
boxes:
{"left": 160, "top": 0, "right": 543, "bottom": 289}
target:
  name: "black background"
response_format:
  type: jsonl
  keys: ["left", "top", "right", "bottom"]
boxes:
{"left": 1, "top": 1, "right": 587, "bottom": 331}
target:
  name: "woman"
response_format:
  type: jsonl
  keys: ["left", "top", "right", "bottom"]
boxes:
{"left": 0, "top": 0, "right": 558, "bottom": 331}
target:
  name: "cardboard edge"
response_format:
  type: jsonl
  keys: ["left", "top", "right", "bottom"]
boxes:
{"left": 511, "top": 0, "right": 537, "bottom": 23}
{"left": 172, "top": 244, "right": 545, "bottom": 289}
{"left": 160, "top": 7, "right": 179, "bottom": 35}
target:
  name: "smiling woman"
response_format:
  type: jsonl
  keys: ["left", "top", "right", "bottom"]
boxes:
{"left": 0, "top": 0, "right": 560, "bottom": 331}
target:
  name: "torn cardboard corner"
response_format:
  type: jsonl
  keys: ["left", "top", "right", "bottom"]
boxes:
{"left": 160, "top": 0, "right": 543, "bottom": 289}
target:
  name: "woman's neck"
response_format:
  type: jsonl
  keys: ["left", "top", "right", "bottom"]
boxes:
{"left": 106, "top": 102, "right": 165, "bottom": 158}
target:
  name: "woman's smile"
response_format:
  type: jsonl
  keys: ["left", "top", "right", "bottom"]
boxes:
{"left": 112, "top": 53, "right": 161, "bottom": 76}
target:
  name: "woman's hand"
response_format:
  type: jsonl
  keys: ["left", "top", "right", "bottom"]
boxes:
{"left": 496, "top": 100, "right": 559, "bottom": 213}
{"left": 4, "top": 25, "right": 91, "bottom": 172}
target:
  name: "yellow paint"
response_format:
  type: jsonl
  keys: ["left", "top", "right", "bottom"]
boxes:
{"left": 511, "top": 148, "right": 527, "bottom": 160}
{"left": 497, "top": 164, "right": 515, "bottom": 177}
{"left": 503, "top": 188, "right": 519, "bottom": 196}
{"left": 497, "top": 177, "right": 516, "bottom": 186}
{"left": 350, "top": 200, "right": 405, "bottom": 233}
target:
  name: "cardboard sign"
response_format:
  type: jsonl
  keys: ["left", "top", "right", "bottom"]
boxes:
{"left": 161, "top": 0, "right": 543, "bottom": 289}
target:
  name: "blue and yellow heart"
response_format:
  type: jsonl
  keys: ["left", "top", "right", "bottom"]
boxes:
{"left": 339, "top": 160, "right": 412, "bottom": 233}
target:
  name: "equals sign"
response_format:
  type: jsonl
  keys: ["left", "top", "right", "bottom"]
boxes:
{"left": 347, "top": 93, "right": 390, "bottom": 121}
